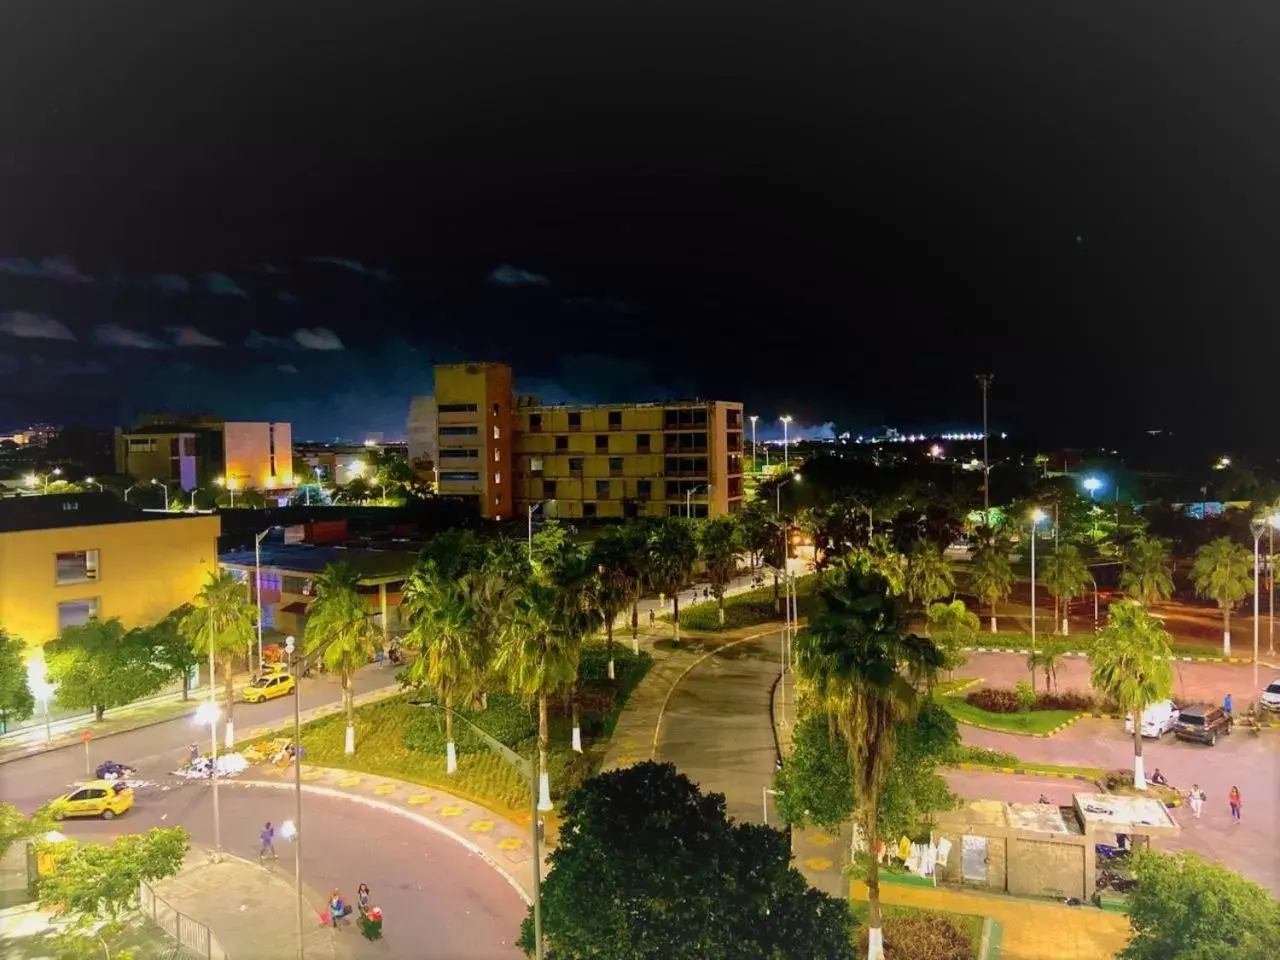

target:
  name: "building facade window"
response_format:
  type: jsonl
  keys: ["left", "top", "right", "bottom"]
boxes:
{"left": 595, "top": 434, "right": 609, "bottom": 451}
{"left": 555, "top": 436, "right": 569, "bottom": 451}
{"left": 637, "top": 434, "right": 651, "bottom": 452}
{"left": 609, "top": 457, "right": 623, "bottom": 475}
{"left": 529, "top": 413, "right": 543, "bottom": 432}
{"left": 583, "top": 502, "right": 597, "bottom": 518}
{"left": 637, "top": 479, "right": 652, "bottom": 499}
{"left": 55, "top": 550, "right": 100, "bottom": 586}
{"left": 543, "top": 479, "right": 557, "bottom": 498}
{"left": 595, "top": 480, "right": 610, "bottom": 498}
{"left": 530, "top": 456, "right": 544, "bottom": 474}
{"left": 568, "top": 412, "right": 581, "bottom": 430}
{"left": 438, "top": 403, "right": 479, "bottom": 413}
{"left": 128, "top": 437, "right": 157, "bottom": 452}
{"left": 440, "top": 471, "right": 481, "bottom": 482}
{"left": 608, "top": 410, "right": 623, "bottom": 430}
{"left": 57, "top": 598, "right": 99, "bottom": 632}
{"left": 495, "top": 473, "right": 502, "bottom": 485}
{"left": 568, "top": 458, "right": 584, "bottom": 475}
{"left": 494, "top": 448, "right": 501, "bottom": 461}
{"left": 440, "top": 426, "right": 479, "bottom": 436}
{"left": 440, "top": 448, "right": 479, "bottom": 459}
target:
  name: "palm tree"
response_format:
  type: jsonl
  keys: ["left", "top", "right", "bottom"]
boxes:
{"left": 647, "top": 517, "right": 698, "bottom": 644}
{"left": 926, "top": 599, "right": 979, "bottom": 680}
{"left": 402, "top": 561, "right": 482, "bottom": 773}
{"left": 796, "top": 559, "right": 942, "bottom": 960}
{"left": 180, "top": 571, "right": 257, "bottom": 747}
{"left": 590, "top": 534, "right": 632, "bottom": 678}
{"left": 303, "top": 563, "right": 381, "bottom": 755}
{"left": 904, "top": 542, "right": 955, "bottom": 610}
{"left": 1026, "top": 642, "right": 1066, "bottom": 693}
{"left": 542, "top": 540, "right": 603, "bottom": 753}
{"left": 495, "top": 579, "right": 578, "bottom": 810}
{"left": 697, "top": 516, "right": 742, "bottom": 626}
{"left": 969, "top": 543, "right": 1014, "bottom": 633}
{"left": 1089, "top": 602, "right": 1174, "bottom": 788}
{"left": 1192, "top": 537, "right": 1254, "bottom": 655}
{"left": 1120, "top": 535, "right": 1175, "bottom": 606}
{"left": 1041, "top": 545, "right": 1091, "bottom": 635}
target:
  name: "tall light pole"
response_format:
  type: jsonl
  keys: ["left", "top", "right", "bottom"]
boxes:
{"left": 151, "top": 478, "right": 170, "bottom": 511}
{"left": 528, "top": 500, "right": 549, "bottom": 560}
{"left": 1030, "top": 508, "right": 1045, "bottom": 651}
{"left": 195, "top": 669, "right": 222, "bottom": 858}
{"left": 775, "top": 474, "right": 799, "bottom": 615}
{"left": 977, "top": 375, "right": 993, "bottom": 538}
{"left": 1271, "top": 518, "right": 1276, "bottom": 657}
{"left": 84, "top": 476, "right": 103, "bottom": 492}
{"left": 189, "top": 487, "right": 201, "bottom": 511}
{"left": 685, "top": 483, "right": 709, "bottom": 519}
{"left": 1252, "top": 520, "right": 1263, "bottom": 689}
{"left": 410, "top": 701, "right": 545, "bottom": 960}
{"left": 285, "top": 634, "right": 304, "bottom": 960}
{"left": 748, "top": 415, "right": 758, "bottom": 473}
{"left": 779, "top": 416, "right": 792, "bottom": 471}
{"left": 254, "top": 528, "right": 271, "bottom": 671}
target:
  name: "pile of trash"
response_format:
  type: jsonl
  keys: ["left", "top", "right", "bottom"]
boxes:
{"left": 173, "top": 752, "right": 250, "bottom": 780}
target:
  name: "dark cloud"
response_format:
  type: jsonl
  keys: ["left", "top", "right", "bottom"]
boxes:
{"left": 276, "top": 291, "right": 300, "bottom": 304}
{"left": 152, "top": 273, "right": 190, "bottom": 294}
{"left": 167, "top": 326, "right": 224, "bottom": 347}
{"left": 277, "top": 362, "right": 299, "bottom": 374}
{"left": 310, "top": 256, "right": 391, "bottom": 282}
{"left": 95, "top": 324, "right": 167, "bottom": 349}
{"left": 292, "top": 327, "right": 345, "bottom": 351}
{"left": 489, "top": 264, "right": 550, "bottom": 288}
{"left": 245, "top": 330, "right": 291, "bottom": 350}
{"left": 201, "top": 272, "right": 249, "bottom": 297}
{"left": 0, "top": 311, "right": 76, "bottom": 341}
{"left": 0, "top": 256, "right": 93, "bottom": 284}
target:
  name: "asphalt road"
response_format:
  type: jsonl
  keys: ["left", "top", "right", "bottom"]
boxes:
{"left": 654, "top": 631, "right": 782, "bottom": 825}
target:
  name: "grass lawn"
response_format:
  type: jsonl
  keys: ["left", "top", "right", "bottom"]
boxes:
{"left": 240, "top": 644, "right": 651, "bottom": 816}
{"left": 663, "top": 575, "right": 817, "bottom": 632}
{"left": 933, "top": 677, "right": 979, "bottom": 697}
{"left": 939, "top": 697, "right": 1080, "bottom": 736}
{"left": 946, "top": 744, "right": 1105, "bottom": 780}
{"left": 848, "top": 900, "right": 985, "bottom": 960}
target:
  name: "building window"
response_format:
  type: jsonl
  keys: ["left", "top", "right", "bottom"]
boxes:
{"left": 665, "top": 480, "right": 681, "bottom": 498}
{"left": 595, "top": 434, "right": 609, "bottom": 451}
{"left": 637, "top": 434, "right": 651, "bottom": 452}
{"left": 637, "top": 479, "right": 651, "bottom": 499}
{"left": 440, "top": 426, "right": 479, "bottom": 437}
{"left": 583, "top": 502, "right": 597, "bottom": 519}
{"left": 667, "top": 504, "right": 682, "bottom": 517}
{"left": 282, "top": 575, "right": 309, "bottom": 595}
{"left": 608, "top": 410, "right": 622, "bottom": 430}
{"left": 530, "top": 456, "right": 544, "bottom": 474}
{"left": 529, "top": 413, "right": 542, "bottom": 432}
{"left": 493, "top": 425, "right": 501, "bottom": 439}
{"left": 440, "top": 448, "right": 479, "bottom": 459}
{"left": 127, "top": 437, "right": 157, "bottom": 452}
{"left": 494, "top": 448, "right": 501, "bottom": 461}
{"left": 55, "top": 550, "right": 100, "bottom": 586}
{"left": 609, "top": 457, "right": 623, "bottom": 475}
{"left": 596, "top": 480, "right": 610, "bottom": 498}
{"left": 665, "top": 457, "right": 679, "bottom": 475}
{"left": 555, "top": 436, "right": 569, "bottom": 451}
{"left": 57, "top": 598, "right": 99, "bottom": 632}
{"left": 495, "top": 473, "right": 502, "bottom": 485}
{"left": 492, "top": 403, "right": 501, "bottom": 415}
{"left": 568, "top": 412, "right": 581, "bottom": 431}
{"left": 569, "top": 458, "right": 584, "bottom": 475}
{"left": 543, "top": 479, "right": 557, "bottom": 498}
{"left": 438, "top": 403, "right": 479, "bottom": 413}
{"left": 440, "top": 471, "right": 481, "bottom": 482}
{"left": 182, "top": 436, "right": 197, "bottom": 456}
{"left": 692, "top": 409, "right": 708, "bottom": 426}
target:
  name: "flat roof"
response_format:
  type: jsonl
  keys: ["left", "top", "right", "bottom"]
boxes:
{"left": 0, "top": 493, "right": 215, "bottom": 533}
{"left": 218, "top": 543, "right": 417, "bottom": 583}
{"left": 1073, "top": 793, "right": 1180, "bottom": 837}
{"left": 1008, "top": 802, "right": 1079, "bottom": 836}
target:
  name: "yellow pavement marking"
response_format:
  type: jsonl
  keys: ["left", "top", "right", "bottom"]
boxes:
{"left": 803, "top": 856, "right": 834, "bottom": 871}
{"left": 808, "top": 834, "right": 835, "bottom": 847}
{"left": 470, "top": 819, "right": 496, "bottom": 833}
{"left": 497, "top": 837, "right": 523, "bottom": 850}
{"left": 407, "top": 794, "right": 433, "bottom": 805}
{"left": 373, "top": 784, "right": 396, "bottom": 795}
{"left": 439, "top": 804, "right": 464, "bottom": 817}
{"left": 301, "top": 769, "right": 325, "bottom": 781}
{"left": 338, "top": 776, "right": 362, "bottom": 787}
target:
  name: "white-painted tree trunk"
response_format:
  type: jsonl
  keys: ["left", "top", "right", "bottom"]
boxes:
{"left": 1061, "top": 616, "right": 1069, "bottom": 636}
{"left": 607, "top": 658, "right": 615, "bottom": 681}
{"left": 446, "top": 740, "right": 457, "bottom": 774}
{"left": 538, "top": 770, "right": 552, "bottom": 811}
{"left": 224, "top": 720, "right": 234, "bottom": 750}
{"left": 571, "top": 725, "right": 582, "bottom": 753}
{"left": 344, "top": 724, "right": 355, "bottom": 755}
{"left": 990, "top": 615, "right": 998, "bottom": 633}
{"left": 718, "top": 605, "right": 725, "bottom": 626}
{"left": 1223, "top": 629, "right": 1231, "bottom": 656}
{"left": 867, "top": 926, "right": 884, "bottom": 960}
{"left": 632, "top": 635, "right": 639, "bottom": 655}
{"left": 1133, "top": 753, "right": 1146, "bottom": 791}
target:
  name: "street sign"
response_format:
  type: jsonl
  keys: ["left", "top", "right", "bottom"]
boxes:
{"left": 80, "top": 729, "right": 92, "bottom": 744}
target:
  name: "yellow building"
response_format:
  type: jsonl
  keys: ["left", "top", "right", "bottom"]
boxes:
{"left": 115, "top": 419, "right": 294, "bottom": 493}
{"left": 431, "top": 362, "right": 744, "bottom": 520}
{"left": 0, "top": 493, "right": 221, "bottom": 648}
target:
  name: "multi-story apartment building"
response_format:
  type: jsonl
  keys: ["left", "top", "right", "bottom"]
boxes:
{"left": 406, "top": 396, "right": 438, "bottom": 478}
{"left": 0, "top": 493, "right": 221, "bottom": 646}
{"left": 430, "top": 362, "right": 743, "bottom": 520}
{"left": 115, "top": 418, "right": 294, "bottom": 493}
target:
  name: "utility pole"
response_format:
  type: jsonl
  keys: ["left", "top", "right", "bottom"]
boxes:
{"left": 976, "top": 375, "right": 993, "bottom": 540}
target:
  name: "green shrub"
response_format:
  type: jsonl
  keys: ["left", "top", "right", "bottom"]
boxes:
{"left": 1036, "top": 691, "right": 1093, "bottom": 711}
{"left": 947, "top": 744, "right": 1021, "bottom": 767}
{"left": 402, "top": 692, "right": 536, "bottom": 756}
{"left": 515, "top": 735, "right": 596, "bottom": 800}
{"left": 964, "top": 687, "right": 1022, "bottom": 713}
{"left": 1014, "top": 680, "right": 1037, "bottom": 712}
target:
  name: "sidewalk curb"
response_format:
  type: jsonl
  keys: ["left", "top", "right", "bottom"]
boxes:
{"left": 963, "top": 646, "right": 1255, "bottom": 664}
{"left": 947, "top": 761, "right": 1100, "bottom": 784}
{"left": 236, "top": 779, "right": 535, "bottom": 908}
{"left": 207, "top": 848, "right": 343, "bottom": 947}
{"left": 950, "top": 711, "right": 1086, "bottom": 739}
{"left": 650, "top": 626, "right": 782, "bottom": 760}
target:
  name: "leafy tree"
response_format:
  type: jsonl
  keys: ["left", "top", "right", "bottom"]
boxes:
{"left": 903, "top": 541, "right": 954, "bottom": 607}
{"left": 522, "top": 761, "right": 855, "bottom": 959}
{"left": 495, "top": 579, "right": 576, "bottom": 809}
{"left": 590, "top": 530, "right": 633, "bottom": 673}
{"left": 647, "top": 517, "right": 698, "bottom": 644}
{"left": 1192, "top": 537, "right": 1254, "bottom": 655}
{"left": 402, "top": 561, "right": 484, "bottom": 773}
{"left": 849, "top": 535, "right": 905, "bottom": 597}
{"left": 303, "top": 563, "right": 381, "bottom": 755}
{"left": 697, "top": 515, "right": 741, "bottom": 626}
{"left": 876, "top": 697, "right": 959, "bottom": 841}
{"left": 1121, "top": 535, "right": 1175, "bottom": 606}
{"left": 1121, "top": 848, "right": 1280, "bottom": 960}
{"left": 925, "top": 599, "right": 978, "bottom": 679}
{"left": 291, "top": 456, "right": 319, "bottom": 486}
{"left": 1041, "top": 544, "right": 1091, "bottom": 635}
{"left": 36, "top": 827, "right": 189, "bottom": 959}
{"left": 543, "top": 541, "right": 602, "bottom": 754}
{"left": 181, "top": 571, "right": 258, "bottom": 747}
{"left": 1, "top": 801, "right": 50, "bottom": 861}
{"left": 737, "top": 499, "right": 779, "bottom": 579}
{"left": 336, "top": 475, "right": 372, "bottom": 504}
{"left": 1026, "top": 641, "right": 1067, "bottom": 693}
{"left": 969, "top": 543, "right": 1014, "bottom": 633}
{"left": 0, "top": 627, "right": 35, "bottom": 725}
{"left": 795, "top": 559, "right": 942, "bottom": 960}
{"left": 774, "top": 709, "right": 855, "bottom": 832}
{"left": 618, "top": 520, "right": 654, "bottom": 646}
{"left": 45, "top": 619, "right": 170, "bottom": 722}
{"left": 1089, "top": 602, "right": 1174, "bottom": 788}
{"left": 149, "top": 605, "right": 199, "bottom": 700}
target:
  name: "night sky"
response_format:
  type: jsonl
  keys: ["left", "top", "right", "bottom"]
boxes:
{"left": 2, "top": 2, "right": 1277, "bottom": 452}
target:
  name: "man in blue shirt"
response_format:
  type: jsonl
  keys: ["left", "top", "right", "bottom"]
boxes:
{"left": 259, "top": 821, "right": 278, "bottom": 861}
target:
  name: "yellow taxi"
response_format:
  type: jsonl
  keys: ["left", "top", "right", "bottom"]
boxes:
{"left": 243, "top": 672, "right": 296, "bottom": 703}
{"left": 51, "top": 780, "right": 134, "bottom": 821}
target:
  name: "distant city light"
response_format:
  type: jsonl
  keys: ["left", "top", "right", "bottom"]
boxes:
{"left": 1083, "top": 476, "right": 1102, "bottom": 493}
{"left": 1214, "top": 456, "right": 1232, "bottom": 470}
{"left": 929, "top": 444, "right": 943, "bottom": 459}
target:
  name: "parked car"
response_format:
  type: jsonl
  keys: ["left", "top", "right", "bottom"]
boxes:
{"left": 1173, "top": 704, "right": 1233, "bottom": 745}
{"left": 1124, "top": 699, "right": 1178, "bottom": 738}
{"left": 1261, "top": 679, "right": 1280, "bottom": 712}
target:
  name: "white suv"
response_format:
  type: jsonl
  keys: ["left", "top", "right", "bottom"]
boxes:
{"left": 1262, "top": 679, "right": 1280, "bottom": 712}
{"left": 1124, "top": 699, "right": 1178, "bottom": 738}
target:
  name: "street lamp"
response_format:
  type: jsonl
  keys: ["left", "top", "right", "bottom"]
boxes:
{"left": 84, "top": 476, "right": 103, "bottom": 492}
{"left": 1030, "top": 508, "right": 1046, "bottom": 651}
{"left": 775, "top": 472, "right": 800, "bottom": 515}
{"left": 748, "top": 415, "right": 758, "bottom": 473}
{"left": 254, "top": 528, "right": 272, "bottom": 671}
{"left": 193, "top": 701, "right": 222, "bottom": 858}
{"left": 409, "top": 700, "right": 545, "bottom": 960}
{"left": 779, "top": 416, "right": 793, "bottom": 470}
{"left": 214, "top": 477, "right": 237, "bottom": 508}
{"left": 124, "top": 482, "right": 138, "bottom": 503}
{"left": 188, "top": 487, "right": 201, "bottom": 511}
{"left": 151, "top": 479, "right": 170, "bottom": 511}
{"left": 1083, "top": 476, "right": 1102, "bottom": 499}
{"left": 1251, "top": 514, "right": 1280, "bottom": 687}
{"left": 684, "top": 483, "right": 709, "bottom": 519}
{"left": 285, "top": 634, "right": 305, "bottom": 960}
{"left": 528, "top": 500, "right": 550, "bottom": 560}
{"left": 26, "top": 655, "right": 54, "bottom": 744}
{"left": 26, "top": 468, "right": 62, "bottom": 493}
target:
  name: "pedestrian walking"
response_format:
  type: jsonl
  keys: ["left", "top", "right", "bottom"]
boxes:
{"left": 1188, "top": 784, "right": 1205, "bottom": 819}
{"left": 648, "top": 608, "right": 655, "bottom": 627}
{"left": 357, "top": 883, "right": 371, "bottom": 917}
{"left": 1224, "top": 692, "right": 1233, "bottom": 717}
{"left": 1228, "top": 785, "right": 1242, "bottom": 821}
{"left": 259, "top": 821, "right": 278, "bottom": 860}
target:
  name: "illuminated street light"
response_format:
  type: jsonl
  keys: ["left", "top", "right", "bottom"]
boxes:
{"left": 214, "top": 476, "right": 237, "bottom": 508}
{"left": 84, "top": 477, "right": 103, "bottom": 492}
{"left": 26, "top": 655, "right": 55, "bottom": 743}
{"left": 779, "top": 416, "right": 793, "bottom": 469}
{"left": 929, "top": 444, "right": 943, "bottom": 459}
{"left": 1215, "top": 455, "right": 1232, "bottom": 470}
{"left": 1030, "top": 509, "right": 1046, "bottom": 651}
{"left": 748, "top": 415, "right": 758, "bottom": 473}
{"left": 151, "top": 478, "right": 170, "bottom": 511}
{"left": 193, "top": 701, "right": 223, "bottom": 856}
{"left": 1083, "top": 476, "right": 1102, "bottom": 499}
{"left": 25, "top": 468, "right": 62, "bottom": 493}
{"left": 347, "top": 461, "right": 368, "bottom": 477}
